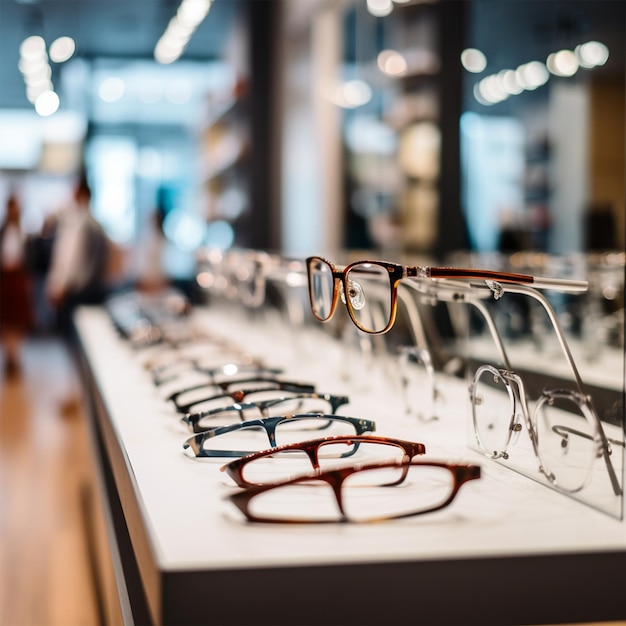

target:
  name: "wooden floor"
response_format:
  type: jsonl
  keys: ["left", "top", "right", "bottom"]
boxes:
{"left": 0, "top": 337, "right": 100, "bottom": 626}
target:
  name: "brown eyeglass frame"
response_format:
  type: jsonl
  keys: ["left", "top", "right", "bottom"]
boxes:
{"left": 221, "top": 434, "right": 427, "bottom": 487}
{"left": 305, "top": 255, "right": 587, "bottom": 335}
{"left": 227, "top": 460, "right": 481, "bottom": 523}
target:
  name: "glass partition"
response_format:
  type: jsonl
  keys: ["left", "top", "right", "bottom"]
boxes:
{"left": 461, "top": 260, "right": 624, "bottom": 518}
{"left": 460, "top": 0, "right": 625, "bottom": 519}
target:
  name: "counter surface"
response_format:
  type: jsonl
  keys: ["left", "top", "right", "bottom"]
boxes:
{"left": 75, "top": 306, "right": 626, "bottom": 626}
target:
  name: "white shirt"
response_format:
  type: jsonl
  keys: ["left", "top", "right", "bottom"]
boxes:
{"left": 46, "top": 202, "right": 106, "bottom": 295}
{"left": 1, "top": 223, "right": 25, "bottom": 269}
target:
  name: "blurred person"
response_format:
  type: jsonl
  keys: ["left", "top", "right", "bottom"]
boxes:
{"left": 46, "top": 174, "right": 110, "bottom": 338}
{"left": 27, "top": 212, "right": 58, "bottom": 333}
{"left": 0, "top": 192, "right": 34, "bottom": 377}
{"left": 133, "top": 208, "right": 170, "bottom": 293}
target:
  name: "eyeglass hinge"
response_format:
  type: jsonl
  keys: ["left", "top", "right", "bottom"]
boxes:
{"left": 486, "top": 280, "right": 504, "bottom": 300}
{"left": 405, "top": 266, "right": 431, "bottom": 279}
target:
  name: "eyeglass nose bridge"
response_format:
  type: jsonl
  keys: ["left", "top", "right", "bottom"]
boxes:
{"left": 510, "top": 420, "right": 523, "bottom": 446}
{"left": 339, "top": 279, "right": 366, "bottom": 311}
{"left": 505, "top": 374, "right": 528, "bottom": 449}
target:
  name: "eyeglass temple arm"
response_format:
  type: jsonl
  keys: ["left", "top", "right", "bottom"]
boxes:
{"left": 406, "top": 266, "right": 589, "bottom": 293}
{"left": 182, "top": 402, "right": 256, "bottom": 431}
{"left": 168, "top": 372, "right": 291, "bottom": 402}
{"left": 396, "top": 283, "right": 430, "bottom": 351}
{"left": 400, "top": 279, "right": 513, "bottom": 371}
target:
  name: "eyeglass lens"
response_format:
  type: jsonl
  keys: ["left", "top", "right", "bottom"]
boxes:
{"left": 472, "top": 368, "right": 599, "bottom": 493}
{"left": 308, "top": 258, "right": 335, "bottom": 321}
{"left": 344, "top": 262, "right": 392, "bottom": 333}
{"left": 534, "top": 393, "right": 598, "bottom": 493}
{"left": 240, "top": 439, "right": 409, "bottom": 485}
{"left": 199, "top": 417, "right": 369, "bottom": 456}
{"left": 245, "top": 463, "right": 457, "bottom": 523}
{"left": 191, "top": 395, "right": 347, "bottom": 430}
{"left": 471, "top": 368, "right": 516, "bottom": 459}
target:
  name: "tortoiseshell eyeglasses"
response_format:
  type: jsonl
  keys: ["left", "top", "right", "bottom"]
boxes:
{"left": 226, "top": 460, "right": 481, "bottom": 523}
{"left": 305, "top": 255, "right": 588, "bottom": 335}
{"left": 221, "top": 434, "right": 426, "bottom": 487}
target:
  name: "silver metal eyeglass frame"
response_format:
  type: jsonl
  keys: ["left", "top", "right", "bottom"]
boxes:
{"left": 407, "top": 277, "right": 623, "bottom": 502}
{"left": 469, "top": 363, "right": 622, "bottom": 496}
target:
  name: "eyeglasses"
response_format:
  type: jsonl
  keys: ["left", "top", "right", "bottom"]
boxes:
{"left": 172, "top": 380, "right": 317, "bottom": 416}
{"left": 181, "top": 392, "right": 350, "bottom": 432}
{"left": 469, "top": 364, "right": 623, "bottom": 496}
{"left": 151, "top": 357, "right": 281, "bottom": 387}
{"left": 182, "top": 413, "right": 376, "bottom": 458}
{"left": 226, "top": 460, "right": 481, "bottom": 523}
{"left": 305, "top": 255, "right": 588, "bottom": 335}
{"left": 221, "top": 434, "right": 426, "bottom": 487}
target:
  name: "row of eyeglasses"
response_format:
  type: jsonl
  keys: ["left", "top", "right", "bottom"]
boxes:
{"left": 110, "top": 290, "right": 482, "bottom": 524}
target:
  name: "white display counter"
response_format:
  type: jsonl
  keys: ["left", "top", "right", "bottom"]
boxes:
{"left": 74, "top": 305, "right": 626, "bottom": 625}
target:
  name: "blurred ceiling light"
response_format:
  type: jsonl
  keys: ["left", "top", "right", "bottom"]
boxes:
{"left": 98, "top": 76, "right": 126, "bottom": 103}
{"left": 472, "top": 83, "right": 492, "bottom": 106}
{"left": 367, "top": 0, "right": 393, "bottom": 17}
{"left": 20, "top": 35, "right": 46, "bottom": 59}
{"left": 477, "top": 74, "right": 508, "bottom": 104}
{"left": 576, "top": 40, "right": 609, "bottom": 68}
{"left": 515, "top": 60, "right": 549, "bottom": 89}
{"left": 18, "top": 56, "right": 45, "bottom": 74}
{"left": 49, "top": 36, "right": 76, "bottom": 63}
{"left": 155, "top": 0, "right": 213, "bottom": 64}
{"left": 547, "top": 49, "right": 579, "bottom": 77}
{"left": 460, "top": 48, "right": 487, "bottom": 73}
{"left": 23, "top": 63, "right": 51, "bottom": 84}
{"left": 154, "top": 40, "right": 182, "bottom": 65}
{"left": 19, "top": 35, "right": 56, "bottom": 110}
{"left": 378, "top": 49, "right": 408, "bottom": 76}
{"left": 27, "top": 82, "right": 52, "bottom": 103}
{"left": 499, "top": 69, "right": 523, "bottom": 95}
{"left": 35, "top": 90, "right": 60, "bottom": 116}
{"left": 473, "top": 38, "right": 608, "bottom": 106}
{"left": 177, "top": 0, "right": 212, "bottom": 27}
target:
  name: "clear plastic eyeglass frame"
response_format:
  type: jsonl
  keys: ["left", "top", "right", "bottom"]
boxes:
{"left": 469, "top": 363, "right": 623, "bottom": 496}
{"left": 404, "top": 276, "right": 624, "bottom": 518}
